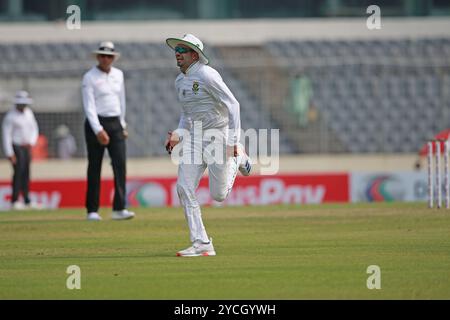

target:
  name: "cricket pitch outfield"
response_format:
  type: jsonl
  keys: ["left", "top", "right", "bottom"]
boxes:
{"left": 0, "top": 203, "right": 449, "bottom": 299}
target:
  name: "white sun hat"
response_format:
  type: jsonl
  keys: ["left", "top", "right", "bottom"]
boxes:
{"left": 14, "top": 90, "right": 33, "bottom": 105}
{"left": 166, "top": 34, "right": 209, "bottom": 65}
{"left": 92, "top": 41, "right": 120, "bottom": 59}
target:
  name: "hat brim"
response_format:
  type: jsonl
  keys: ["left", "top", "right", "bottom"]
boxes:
{"left": 14, "top": 98, "right": 33, "bottom": 105}
{"left": 92, "top": 51, "right": 120, "bottom": 60}
{"left": 166, "top": 38, "right": 209, "bottom": 65}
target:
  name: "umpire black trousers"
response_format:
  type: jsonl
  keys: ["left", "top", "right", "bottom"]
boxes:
{"left": 11, "top": 145, "right": 31, "bottom": 204}
{"left": 84, "top": 117, "right": 126, "bottom": 213}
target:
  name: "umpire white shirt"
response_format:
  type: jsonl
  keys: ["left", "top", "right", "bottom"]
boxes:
{"left": 82, "top": 66, "right": 126, "bottom": 134}
{"left": 2, "top": 107, "right": 39, "bottom": 157}
{"left": 174, "top": 61, "right": 241, "bottom": 146}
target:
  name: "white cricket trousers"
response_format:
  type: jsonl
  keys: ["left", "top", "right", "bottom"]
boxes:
{"left": 176, "top": 127, "right": 239, "bottom": 243}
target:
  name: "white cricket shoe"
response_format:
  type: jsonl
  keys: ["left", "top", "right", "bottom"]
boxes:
{"left": 111, "top": 209, "right": 135, "bottom": 220}
{"left": 87, "top": 212, "right": 102, "bottom": 221}
{"left": 176, "top": 238, "right": 216, "bottom": 257}
{"left": 11, "top": 201, "right": 26, "bottom": 211}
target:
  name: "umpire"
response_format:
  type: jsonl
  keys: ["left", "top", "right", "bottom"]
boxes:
{"left": 81, "top": 41, "right": 134, "bottom": 221}
{"left": 2, "top": 90, "right": 39, "bottom": 210}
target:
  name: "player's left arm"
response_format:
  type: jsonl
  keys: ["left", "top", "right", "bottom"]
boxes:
{"left": 204, "top": 69, "right": 241, "bottom": 156}
{"left": 2, "top": 113, "right": 14, "bottom": 159}
{"left": 119, "top": 71, "right": 128, "bottom": 138}
{"left": 28, "top": 109, "right": 39, "bottom": 147}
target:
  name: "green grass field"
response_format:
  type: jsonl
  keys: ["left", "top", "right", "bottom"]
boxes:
{"left": 0, "top": 202, "right": 449, "bottom": 299}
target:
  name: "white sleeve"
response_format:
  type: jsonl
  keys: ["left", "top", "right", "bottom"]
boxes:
{"left": 2, "top": 113, "right": 13, "bottom": 157}
{"left": 28, "top": 109, "right": 39, "bottom": 146}
{"left": 173, "top": 112, "right": 191, "bottom": 139}
{"left": 82, "top": 73, "right": 103, "bottom": 134}
{"left": 176, "top": 113, "right": 190, "bottom": 129}
{"left": 205, "top": 69, "right": 241, "bottom": 146}
{"left": 119, "top": 71, "right": 126, "bottom": 129}
{"left": 173, "top": 78, "right": 190, "bottom": 136}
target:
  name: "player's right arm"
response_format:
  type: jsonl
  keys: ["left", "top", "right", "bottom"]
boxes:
{"left": 2, "top": 113, "right": 15, "bottom": 163}
{"left": 166, "top": 77, "right": 188, "bottom": 154}
{"left": 27, "top": 109, "right": 39, "bottom": 147}
{"left": 203, "top": 67, "right": 241, "bottom": 149}
{"left": 82, "top": 72, "right": 109, "bottom": 145}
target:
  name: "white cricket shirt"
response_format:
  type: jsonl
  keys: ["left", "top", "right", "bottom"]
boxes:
{"left": 2, "top": 107, "right": 39, "bottom": 157}
{"left": 174, "top": 61, "right": 241, "bottom": 146}
{"left": 82, "top": 66, "right": 126, "bottom": 134}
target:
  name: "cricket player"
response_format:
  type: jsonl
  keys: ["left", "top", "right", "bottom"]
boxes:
{"left": 165, "top": 34, "right": 252, "bottom": 257}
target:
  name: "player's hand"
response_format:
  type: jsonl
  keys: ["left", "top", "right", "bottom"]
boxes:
{"left": 165, "top": 131, "right": 180, "bottom": 154}
{"left": 8, "top": 155, "right": 16, "bottom": 165}
{"left": 96, "top": 130, "right": 110, "bottom": 145}
{"left": 123, "top": 129, "right": 128, "bottom": 139}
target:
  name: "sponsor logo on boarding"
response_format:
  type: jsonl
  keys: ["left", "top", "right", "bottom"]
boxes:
{"left": 125, "top": 181, "right": 167, "bottom": 207}
{"left": 170, "top": 175, "right": 348, "bottom": 206}
{"left": 0, "top": 173, "right": 348, "bottom": 209}
{"left": 125, "top": 178, "right": 329, "bottom": 207}
{"left": 359, "top": 175, "right": 405, "bottom": 202}
{"left": 0, "top": 185, "right": 60, "bottom": 210}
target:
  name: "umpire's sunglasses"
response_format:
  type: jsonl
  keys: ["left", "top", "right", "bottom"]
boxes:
{"left": 174, "top": 46, "right": 193, "bottom": 54}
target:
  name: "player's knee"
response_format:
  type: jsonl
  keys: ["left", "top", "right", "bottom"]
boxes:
{"left": 176, "top": 182, "right": 196, "bottom": 202}
{"left": 211, "top": 189, "right": 227, "bottom": 202}
{"left": 176, "top": 183, "right": 187, "bottom": 197}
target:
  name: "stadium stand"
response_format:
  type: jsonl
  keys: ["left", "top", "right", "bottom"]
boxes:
{"left": 265, "top": 37, "right": 450, "bottom": 153}
{"left": 0, "top": 41, "right": 289, "bottom": 157}
{"left": 0, "top": 36, "right": 449, "bottom": 157}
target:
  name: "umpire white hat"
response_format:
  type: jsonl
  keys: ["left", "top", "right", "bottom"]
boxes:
{"left": 14, "top": 90, "right": 33, "bottom": 105}
{"left": 92, "top": 41, "right": 121, "bottom": 59}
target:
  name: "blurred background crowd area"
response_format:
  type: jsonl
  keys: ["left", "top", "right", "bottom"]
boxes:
{"left": 0, "top": 0, "right": 449, "bottom": 160}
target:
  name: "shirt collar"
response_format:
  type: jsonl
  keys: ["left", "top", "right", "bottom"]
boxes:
{"left": 185, "top": 61, "right": 202, "bottom": 76}
{"left": 95, "top": 65, "right": 114, "bottom": 75}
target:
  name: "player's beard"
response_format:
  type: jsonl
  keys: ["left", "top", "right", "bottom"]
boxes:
{"left": 177, "top": 59, "right": 189, "bottom": 73}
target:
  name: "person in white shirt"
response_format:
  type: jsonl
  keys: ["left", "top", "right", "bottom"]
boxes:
{"left": 165, "top": 34, "right": 252, "bottom": 257}
{"left": 81, "top": 41, "right": 134, "bottom": 221}
{"left": 2, "top": 90, "right": 39, "bottom": 210}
